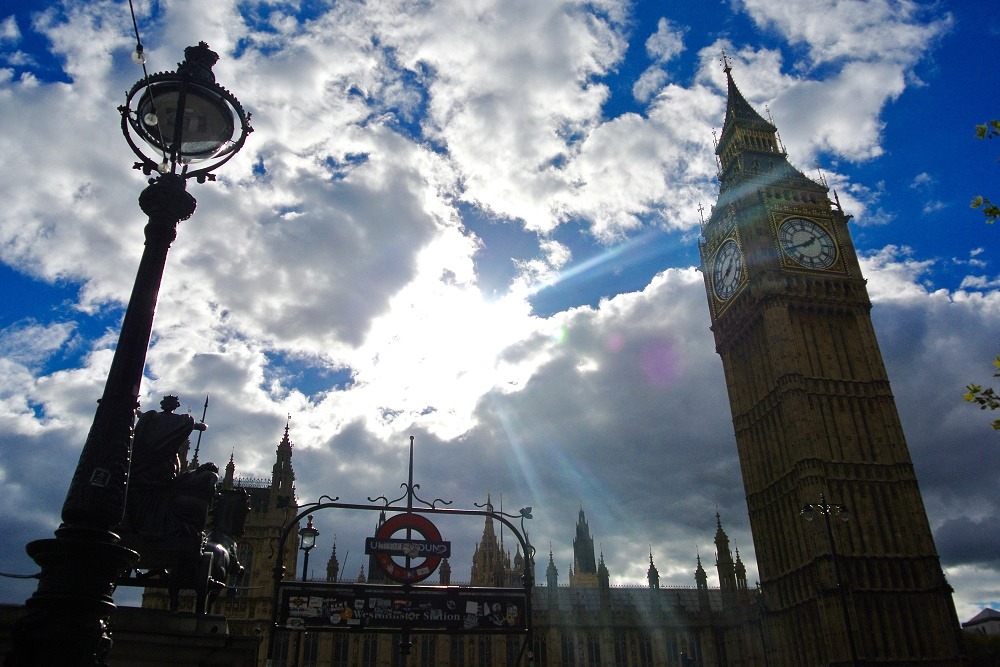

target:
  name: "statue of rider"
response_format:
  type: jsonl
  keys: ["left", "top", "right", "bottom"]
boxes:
{"left": 123, "top": 395, "right": 218, "bottom": 547}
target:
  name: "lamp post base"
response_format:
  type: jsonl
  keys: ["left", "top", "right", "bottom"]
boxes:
{"left": 5, "top": 527, "right": 138, "bottom": 666}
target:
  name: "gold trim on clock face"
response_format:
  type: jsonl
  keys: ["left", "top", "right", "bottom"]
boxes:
{"left": 779, "top": 217, "right": 837, "bottom": 269}
{"left": 712, "top": 238, "right": 743, "bottom": 301}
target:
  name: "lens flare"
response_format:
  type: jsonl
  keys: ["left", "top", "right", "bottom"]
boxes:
{"left": 640, "top": 339, "right": 681, "bottom": 387}
{"left": 605, "top": 331, "right": 625, "bottom": 352}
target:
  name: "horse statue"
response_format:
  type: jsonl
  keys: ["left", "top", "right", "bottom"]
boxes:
{"left": 120, "top": 486, "right": 250, "bottom": 614}
{"left": 167, "top": 487, "right": 250, "bottom": 614}
{"left": 201, "top": 487, "right": 250, "bottom": 613}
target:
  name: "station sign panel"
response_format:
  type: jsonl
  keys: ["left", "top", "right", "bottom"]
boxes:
{"left": 279, "top": 582, "right": 528, "bottom": 634}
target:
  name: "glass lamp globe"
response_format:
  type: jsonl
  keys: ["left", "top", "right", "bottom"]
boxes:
{"left": 134, "top": 81, "right": 236, "bottom": 163}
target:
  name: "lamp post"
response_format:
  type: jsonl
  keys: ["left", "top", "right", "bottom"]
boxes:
{"left": 6, "top": 42, "right": 250, "bottom": 666}
{"left": 298, "top": 516, "right": 319, "bottom": 580}
{"left": 801, "top": 493, "right": 858, "bottom": 666}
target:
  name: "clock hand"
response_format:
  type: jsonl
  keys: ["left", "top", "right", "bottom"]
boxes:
{"left": 792, "top": 237, "right": 817, "bottom": 250}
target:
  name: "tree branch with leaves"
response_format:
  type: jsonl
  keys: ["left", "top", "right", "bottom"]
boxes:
{"left": 970, "top": 119, "right": 1000, "bottom": 223}
{"left": 964, "top": 355, "right": 1000, "bottom": 431}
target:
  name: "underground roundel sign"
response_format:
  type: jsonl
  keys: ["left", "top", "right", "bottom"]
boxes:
{"left": 365, "top": 513, "right": 451, "bottom": 583}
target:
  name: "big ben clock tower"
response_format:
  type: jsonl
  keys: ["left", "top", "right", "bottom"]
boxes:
{"left": 699, "top": 62, "right": 961, "bottom": 665}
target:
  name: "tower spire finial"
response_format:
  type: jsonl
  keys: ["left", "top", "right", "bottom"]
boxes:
{"left": 767, "top": 105, "right": 787, "bottom": 153}
{"left": 720, "top": 48, "right": 732, "bottom": 74}
{"left": 815, "top": 163, "right": 829, "bottom": 189}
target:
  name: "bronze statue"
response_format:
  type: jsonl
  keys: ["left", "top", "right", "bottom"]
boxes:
{"left": 123, "top": 395, "right": 218, "bottom": 546}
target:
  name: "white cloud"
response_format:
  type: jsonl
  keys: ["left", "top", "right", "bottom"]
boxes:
{"left": 360, "top": 0, "right": 631, "bottom": 233}
{"left": 0, "top": 320, "right": 76, "bottom": 368}
{"left": 960, "top": 274, "right": 1000, "bottom": 290}
{"left": 700, "top": 1, "right": 948, "bottom": 169}
{"left": 860, "top": 244, "right": 940, "bottom": 301}
{"left": 739, "top": 0, "right": 952, "bottom": 65}
{"left": 0, "top": 16, "right": 20, "bottom": 44}
{"left": 645, "top": 17, "right": 686, "bottom": 63}
{"left": 557, "top": 83, "right": 722, "bottom": 239}
{"left": 632, "top": 65, "right": 668, "bottom": 103}
{"left": 922, "top": 199, "right": 946, "bottom": 214}
{"left": 773, "top": 60, "right": 905, "bottom": 163}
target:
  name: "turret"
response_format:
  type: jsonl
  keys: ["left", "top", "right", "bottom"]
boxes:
{"left": 270, "top": 419, "right": 295, "bottom": 508}
{"left": 573, "top": 507, "right": 597, "bottom": 575}
{"left": 222, "top": 451, "right": 235, "bottom": 489}
{"left": 715, "top": 512, "right": 737, "bottom": 604}
{"left": 569, "top": 507, "right": 600, "bottom": 587}
{"left": 470, "top": 493, "right": 514, "bottom": 587}
{"left": 647, "top": 548, "right": 660, "bottom": 589}
{"left": 715, "top": 58, "right": 788, "bottom": 202}
{"left": 546, "top": 546, "right": 559, "bottom": 600}
{"left": 597, "top": 551, "right": 610, "bottom": 593}
{"left": 695, "top": 551, "right": 710, "bottom": 613}
{"left": 735, "top": 544, "right": 748, "bottom": 594}
{"left": 326, "top": 542, "right": 340, "bottom": 582}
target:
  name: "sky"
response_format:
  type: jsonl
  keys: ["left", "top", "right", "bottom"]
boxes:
{"left": 0, "top": 0, "right": 997, "bottom": 623}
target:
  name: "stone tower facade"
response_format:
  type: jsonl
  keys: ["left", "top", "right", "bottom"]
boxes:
{"left": 569, "top": 507, "right": 599, "bottom": 588}
{"left": 698, "top": 63, "right": 961, "bottom": 664}
{"left": 212, "top": 423, "right": 301, "bottom": 643}
{"left": 714, "top": 513, "right": 748, "bottom": 609}
{"left": 469, "top": 495, "right": 520, "bottom": 587}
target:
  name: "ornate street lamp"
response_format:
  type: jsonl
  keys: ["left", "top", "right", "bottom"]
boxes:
{"left": 7, "top": 42, "right": 251, "bottom": 666}
{"left": 121, "top": 42, "right": 251, "bottom": 181}
{"left": 298, "top": 516, "right": 320, "bottom": 580}
{"left": 801, "top": 493, "right": 858, "bottom": 666}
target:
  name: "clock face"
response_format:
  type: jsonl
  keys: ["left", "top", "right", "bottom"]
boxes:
{"left": 779, "top": 218, "right": 837, "bottom": 269}
{"left": 712, "top": 239, "right": 743, "bottom": 301}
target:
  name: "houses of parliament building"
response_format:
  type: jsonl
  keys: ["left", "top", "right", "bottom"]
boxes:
{"left": 143, "top": 424, "right": 766, "bottom": 666}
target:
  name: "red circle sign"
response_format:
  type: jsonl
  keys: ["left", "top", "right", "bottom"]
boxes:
{"left": 374, "top": 513, "right": 444, "bottom": 583}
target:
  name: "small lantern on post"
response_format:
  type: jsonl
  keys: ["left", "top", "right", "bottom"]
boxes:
{"left": 298, "top": 516, "right": 320, "bottom": 580}
{"left": 801, "top": 493, "right": 857, "bottom": 666}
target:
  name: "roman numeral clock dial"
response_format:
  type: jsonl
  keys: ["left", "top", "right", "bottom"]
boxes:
{"left": 779, "top": 217, "right": 837, "bottom": 269}
{"left": 711, "top": 238, "right": 743, "bottom": 301}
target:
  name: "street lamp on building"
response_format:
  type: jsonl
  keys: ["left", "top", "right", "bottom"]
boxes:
{"left": 801, "top": 493, "right": 859, "bottom": 666}
{"left": 299, "top": 516, "right": 320, "bottom": 580}
{"left": 7, "top": 42, "right": 251, "bottom": 666}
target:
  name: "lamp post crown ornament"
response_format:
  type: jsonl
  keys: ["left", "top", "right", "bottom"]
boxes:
{"left": 178, "top": 42, "right": 220, "bottom": 83}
